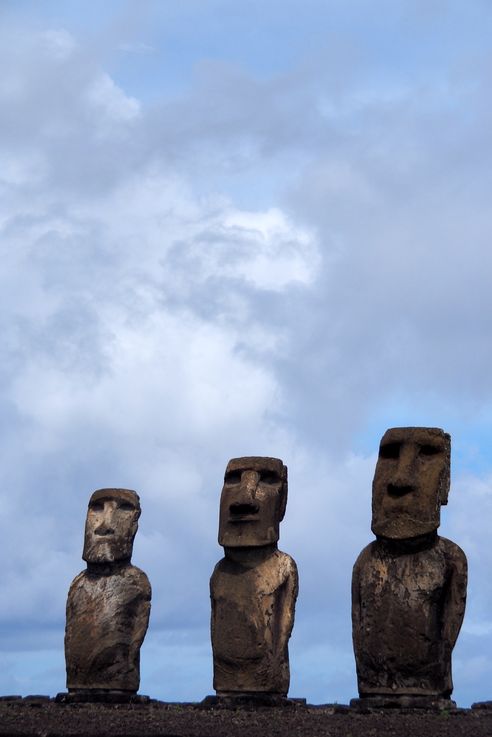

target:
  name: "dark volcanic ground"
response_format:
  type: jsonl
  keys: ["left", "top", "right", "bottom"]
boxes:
{"left": 2, "top": 700, "right": 492, "bottom": 737}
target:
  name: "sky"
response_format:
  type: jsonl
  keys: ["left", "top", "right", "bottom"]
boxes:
{"left": 1, "top": 0, "right": 492, "bottom": 707}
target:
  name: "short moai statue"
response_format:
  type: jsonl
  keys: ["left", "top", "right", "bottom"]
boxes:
{"left": 62, "top": 489, "right": 151, "bottom": 702}
{"left": 351, "top": 428, "right": 467, "bottom": 709}
{"left": 209, "top": 457, "right": 298, "bottom": 704}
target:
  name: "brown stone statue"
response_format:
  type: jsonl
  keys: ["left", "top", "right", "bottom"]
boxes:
{"left": 351, "top": 428, "right": 467, "bottom": 708}
{"left": 63, "top": 489, "right": 151, "bottom": 701}
{"left": 209, "top": 457, "right": 298, "bottom": 702}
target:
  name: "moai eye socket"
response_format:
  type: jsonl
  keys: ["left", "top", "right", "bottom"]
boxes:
{"left": 225, "top": 471, "right": 241, "bottom": 485}
{"left": 119, "top": 501, "right": 136, "bottom": 511}
{"left": 419, "top": 444, "right": 441, "bottom": 457}
{"left": 379, "top": 442, "right": 401, "bottom": 460}
{"left": 89, "top": 500, "right": 105, "bottom": 512}
{"left": 260, "top": 471, "right": 280, "bottom": 485}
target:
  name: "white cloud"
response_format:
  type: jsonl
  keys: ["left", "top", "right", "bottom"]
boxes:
{"left": 85, "top": 72, "right": 141, "bottom": 126}
{"left": 41, "top": 29, "right": 77, "bottom": 61}
{"left": 220, "top": 208, "right": 318, "bottom": 290}
{"left": 0, "top": 151, "right": 47, "bottom": 188}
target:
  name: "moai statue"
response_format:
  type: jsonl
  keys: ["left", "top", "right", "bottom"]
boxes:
{"left": 209, "top": 457, "right": 298, "bottom": 704}
{"left": 62, "top": 489, "right": 151, "bottom": 702}
{"left": 351, "top": 428, "right": 467, "bottom": 709}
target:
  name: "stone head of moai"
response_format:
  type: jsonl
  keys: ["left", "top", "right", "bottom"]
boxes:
{"left": 218, "top": 456, "right": 288, "bottom": 548}
{"left": 371, "top": 427, "right": 451, "bottom": 539}
{"left": 83, "top": 488, "right": 141, "bottom": 565}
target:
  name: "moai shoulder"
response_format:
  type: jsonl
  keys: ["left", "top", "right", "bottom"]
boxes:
{"left": 209, "top": 457, "right": 298, "bottom": 702}
{"left": 211, "top": 546, "right": 297, "bottom": 596}
{"left": 351, "top": 428, "right": 467, "bottom": 709}
{"left": 62, "top": 489, "right": 151, "bottom": 701}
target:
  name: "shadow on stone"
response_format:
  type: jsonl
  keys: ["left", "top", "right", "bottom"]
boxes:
{"left": 200, "top": 693, "right": 306, "bottom": 709}
{"left": 350, "top": 695, "right": 457, "bottom": 712}
{"left": 55, "top": 690, "right": 150, "bottom": 704}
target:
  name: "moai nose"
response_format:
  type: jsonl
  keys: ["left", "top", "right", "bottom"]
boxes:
{"left": 391, "top": 445, "right": 416, "bottom": 492}
{"left": 94, "top": 507, "right": 115, "bottom": 536}
{"left": 240, "top": 470, "right": 260, "bottom": 498}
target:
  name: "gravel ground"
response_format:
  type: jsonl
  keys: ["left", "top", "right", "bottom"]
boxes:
{"left": 1, "top": 700, "right": 492, "bottom": 737}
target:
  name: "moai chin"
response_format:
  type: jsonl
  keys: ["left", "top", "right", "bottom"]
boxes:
{"left": 210, "top": 457, "right": 298, "bottom": 701}
{"left": 63, "top": 489, "right": 151, "bottom": 700}
{"left": 351, "top": 428, "right": 467, "bottom": 708}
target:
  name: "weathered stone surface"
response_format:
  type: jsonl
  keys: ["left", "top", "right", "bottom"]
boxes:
{"left": 64, "top": 489, "right": 151, "bottom": 695}
{"left": 210, "top": 457, "right": 298, "bottom": 696}
{"left": 82, "top": 488, "right": 141, "bottom": 564}
{"left": 352, "top": 428, "right": 467, "bottom": 703}
{"left": 371, "top": 427, "right": 451, "bottom": 539}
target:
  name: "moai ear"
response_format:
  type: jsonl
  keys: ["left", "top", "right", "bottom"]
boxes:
{"left": 278, "top": 464, "right": 288, "bottom": 521}
{"left": 439, "top": 432, "right": 451, "bottom": 506}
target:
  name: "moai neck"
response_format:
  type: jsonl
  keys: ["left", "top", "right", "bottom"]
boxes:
{"left": 86, "top": 559, "right": 131, "bottom": 576}
{"left": 376, "top": 530, "right": 438, "bottom": 555}
{"left": 224, "top": 542, "right": 278, "bottom": 568}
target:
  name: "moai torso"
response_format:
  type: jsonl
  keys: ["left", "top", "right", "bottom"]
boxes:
{"left": 353, "top": 535, "right": 466, "bottom": 696}
{"left": 210, "top": 457, "right": 298, "bottom": 696}
{"left": 352, "top": 428, "right": 467, "bottom": 702}
{"left": 211, "top": 548, "right": 298, "bottom": 693}
{"left": 66, "top": 564, "right": 151, "bottom": 691}
{"left": 64, "top": 488, "right": 151, "bottom": 694}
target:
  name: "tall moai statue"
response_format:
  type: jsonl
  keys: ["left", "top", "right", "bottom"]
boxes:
{"left": 209, "top": 457, "right": 298, "bottom": 703}
{"left": 351, "top": 428, "right": 467, "bottom": 708}
{"left": 62, "top": 489, "right": 151, "bottom": 701}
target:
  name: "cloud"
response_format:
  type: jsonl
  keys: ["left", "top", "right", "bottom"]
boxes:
{"left": 41, "top": 29, "right": 77, "bottom": 60}
{"left": 0, "top": 21, "right": 323, "bottom": 699}
{"left": 85, "top": 72, "right": 141, "bottom": 127}
{"left": 118, "top": 41, "right": 155, "bottom": 55}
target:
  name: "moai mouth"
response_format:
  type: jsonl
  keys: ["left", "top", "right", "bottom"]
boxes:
{"left": 387, "top": 484, "right": 414, "bottom": 498}
{"left": 229, "top": 502, "right": 260, "bottom": 521}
